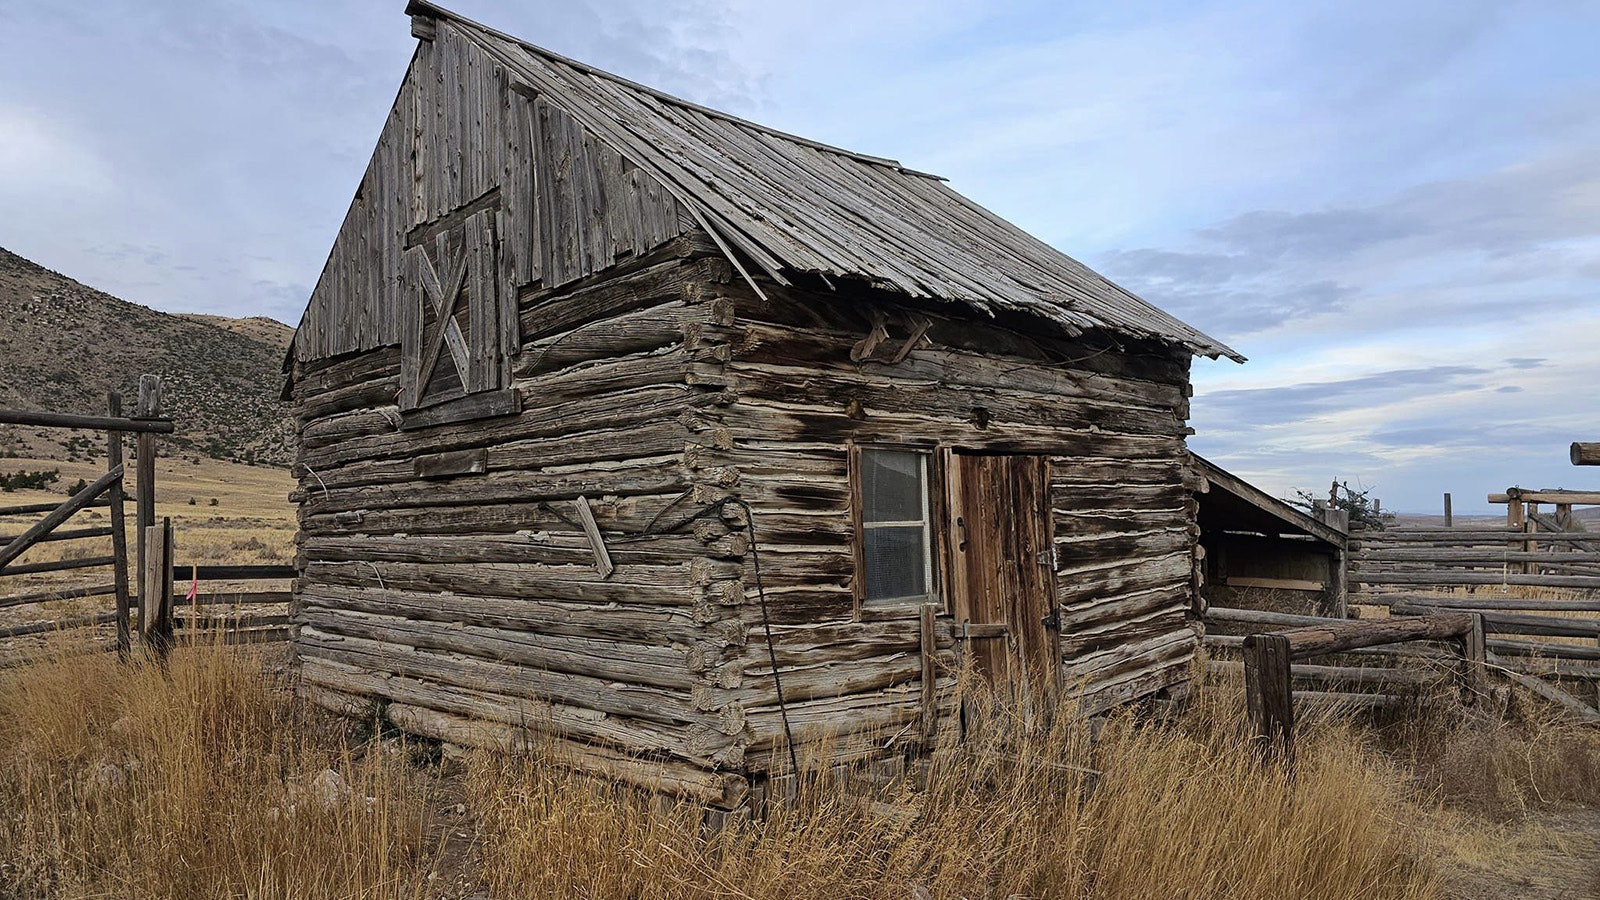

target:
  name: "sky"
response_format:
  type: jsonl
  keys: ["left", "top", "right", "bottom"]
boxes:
{"left": 0, "top": 0, "right": 1597, "bottom": 512}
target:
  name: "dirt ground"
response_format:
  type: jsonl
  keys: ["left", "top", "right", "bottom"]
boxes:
{"left": 1441, "top": 808, "right": 1600, "bottom": 900}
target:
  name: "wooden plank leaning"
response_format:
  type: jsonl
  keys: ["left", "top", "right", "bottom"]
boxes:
{"left": 134, "top": 375, "right": 161, "bottom": 636}
{"left": 0, "top": 464, "right": 125, "bottom": 573}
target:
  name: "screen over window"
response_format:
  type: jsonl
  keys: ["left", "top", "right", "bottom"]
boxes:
{"left": 859, "top": 449, "right": 933, "bottom": 603}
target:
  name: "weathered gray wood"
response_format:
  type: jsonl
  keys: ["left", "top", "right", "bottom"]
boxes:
{"left": 1392, "top": 602, "right": 1600, "bottom": 639}
{"left": 1486, "top": 650, "right": 1600, "bottom": 725}
{"left": 0, "top": 583, "right": 119, "bottom": 611}
{"left": 1, "top": 555, "right": 117, "bottom": 576}
{"left": 1243, "top": 633, "right": 1293, "bottom": 763}
{"left": 1269, "top": 614, "right": 1473, "bottom": 660}
{"left": 0, "top": 465, "right": 124, "bottom": 572}
{"left": 1573, "top": 442, "right": 1600, "bottom": 466}
{"left": 413, "top": 447, "right": 487, "bottom": 479}
{"left": 399, "top": 387, "right": 521, "bottom": 430}
{"left": 572, "top": 495, "right": 614, "bottom": 578}
{"left": 1357, "top": 571, "right": 1600, "bottom": 589}
{"left": 0, "top": 409, "right": 174, "bottom": 433}
{"left": 133, "top": 375, "right": 160, "bottom": 633}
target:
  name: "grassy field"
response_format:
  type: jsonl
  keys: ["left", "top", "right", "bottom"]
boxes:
{"left": 0, "top": 454, "right": 295, "bottom": 658}
{"left": 0, "top": 642, "right": 1597, "bottom": 899}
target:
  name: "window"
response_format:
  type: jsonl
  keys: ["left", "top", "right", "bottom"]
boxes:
{"left": 857, "top": 448, "right": 935, "bottom": 604}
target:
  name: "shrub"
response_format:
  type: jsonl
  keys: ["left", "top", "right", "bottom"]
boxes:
{"left": 0, "top": 468, "right": 60, "bottom": 492}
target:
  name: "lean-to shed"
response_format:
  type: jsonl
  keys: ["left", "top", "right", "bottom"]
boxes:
{"left": 284, "top": 1, "right": 1240, "bottom": 809}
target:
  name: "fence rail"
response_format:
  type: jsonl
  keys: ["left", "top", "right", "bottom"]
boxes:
{"left": 1338, "top": 487, "right": 1600, "bottom": 719}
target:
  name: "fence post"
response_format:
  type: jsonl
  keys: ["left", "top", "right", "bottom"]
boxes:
{"left": 140, "top": 518, "right": 174, "bottom": 656}
{"left": 133, "top": 375, "right": 161, "bottom": 636}
{"left": 106, "top": 392, "right": 131, "bottom": 658}
{"left": 1443, "top": 493, "right": 1452, "bottom": 528}
{"left": 1242, "top": 633, "right": 1294, "bottom": 766}
{"left": 1458, "top": 613, "right": 1485, "bottom": 702}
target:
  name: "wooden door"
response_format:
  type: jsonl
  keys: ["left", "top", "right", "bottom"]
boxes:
{"left": 949, "top": 453, "right": 1059, "bottom": 705}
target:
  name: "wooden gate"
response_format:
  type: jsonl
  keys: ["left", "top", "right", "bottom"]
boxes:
{"left": 948, "top": 452, "right": 1059, "bottom": 706}
{"left": 0, "top": 377, "right": 169, "bottom": 656}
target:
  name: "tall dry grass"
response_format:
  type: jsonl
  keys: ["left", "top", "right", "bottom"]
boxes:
{"left": 0, "top": 638, "right": 431, "bottom": 899}
{"left": 467, "top": 681, "right": 1440, "bottom": 900}
{"left": 21, "top": 637, "right": 1590, "bottom": 899}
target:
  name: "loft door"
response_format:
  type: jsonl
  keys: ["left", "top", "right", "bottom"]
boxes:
{"left": 949, "top": 452, "right": 1059, "bottom": 707}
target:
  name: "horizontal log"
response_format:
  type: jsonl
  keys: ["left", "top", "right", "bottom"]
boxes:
{"left": 1252, "top": 614, "right": 1472, "bottom": 660}
{"left": 296, "top": 606, "right": 699, "bottom": 690}
{"left": 0, "top": 611, "right": 117, "bottom": 638}
{"left": 1292, "top": 690, "right": 1406, "bottom": 711}
{"left": 1356, "top": 571, "right": 1600, "bottom": 589}
{"left": 173, "top": 565, "right": 294, "bottom": 581}
{"left": 1207, "top": 659, "right": 1438, "bottom": 687}
{"left": 1392, "top": 602, "right": 1600, "bottom": 639}
{"left": 174, "top": 614, "right": 291, "bottom": 629}
{"left": 1486, "top": 637, "right": 1600, "bottom": 661}
{"left": 1351, "top": 593, "right": 1600, "bottom": 612}
{"left": 0, "top": 526, "right": 113, "bottom": 545}
{"left": 1355, "top": 548, "right": 1600, "bottom": 564}
{"left": 0, "top": 498, "right": 109, "bottom": 517}
{"left": 1351, "top": 531, "right": 1598, "bottom": 544}
{"left": 0, "top": 582, "right": 118, "bottom": 610}
{"left": 1490, "top": 490, "right": 1600, "bottom": 505}
{"left": 185, "top": 591, "right": 293, "bottom": 606}
{"left": 302, "top": 559, "right": 718, "bottom": 606}
{"left": 295, "top": 636, "right": 734, "bottom": 752}
{"left": 1204, "top": 607, "right": 1351, "bottom": 629}
{"left": 1573, "top": 442, "right": 1600, "bottom": 466}
{"left": 1203, "top": 634, "right": 1448, "bottom": 661}
{"left": 0, "top": 555, "right": 116, "bottom": 576}
{"left": 296, "top": 583, "right": 721, "bottom": 647}
{"left": 0, "top": 409, "right": 174, "bottom": 433}
{"left": 1497, "top": 656, "right": 1600, "bottom": 681}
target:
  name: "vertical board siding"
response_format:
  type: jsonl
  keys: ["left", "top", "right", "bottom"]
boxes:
{"left": 295, "top": 23, "right": 688, "bottom": 365}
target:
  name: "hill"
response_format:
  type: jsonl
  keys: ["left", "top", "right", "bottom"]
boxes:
{"left": 0, "top": 247, "right": 296, "bottom": 467}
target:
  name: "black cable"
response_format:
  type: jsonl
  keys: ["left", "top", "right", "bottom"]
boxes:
{"left": 729, "top": 498, "right": 800, "bottom": 781}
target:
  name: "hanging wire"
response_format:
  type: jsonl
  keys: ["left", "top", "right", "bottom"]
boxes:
{"left": 530, "top": 493, "right": 801, "bottom": 780}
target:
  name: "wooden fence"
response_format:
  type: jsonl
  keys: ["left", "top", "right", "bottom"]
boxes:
{"left": 1342, "top": 488, "right": 1600, "bottom": 719}
{"left": 0, "top": 377, "right": 293, "bottom": 662}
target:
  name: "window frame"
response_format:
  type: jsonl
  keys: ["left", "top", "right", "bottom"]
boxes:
{"left": 850, "top": 442, "right": 942, "bottom": 615}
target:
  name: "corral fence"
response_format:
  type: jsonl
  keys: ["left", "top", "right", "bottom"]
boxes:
{"left": 0, "top": 375, "right": 291, "bottom": 664}
{"left": 1341, "top": 487, "right": 1600, "bottom": 721}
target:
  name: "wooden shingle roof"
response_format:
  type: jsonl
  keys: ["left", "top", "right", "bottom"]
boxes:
{"left": 411, "top": 1, "right": 1241, "bottom": 361}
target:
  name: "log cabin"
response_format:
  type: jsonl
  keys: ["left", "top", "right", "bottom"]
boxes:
{"left": 283, "top": 1, "right": 1241, "bottom": 810}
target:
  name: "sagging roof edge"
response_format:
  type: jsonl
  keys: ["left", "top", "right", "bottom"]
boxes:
{"left": 1192, "top": 453, "right": 1348, "bottom": 547}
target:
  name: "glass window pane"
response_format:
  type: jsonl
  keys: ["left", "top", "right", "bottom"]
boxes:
{"left": 861, "top": 450, "right": 925, "bottom": 523}
{"left": 864, "top": 525, "right": 927, "bottom": 600}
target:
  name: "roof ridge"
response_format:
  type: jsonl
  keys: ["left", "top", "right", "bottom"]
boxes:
{"left": 403, "top": 0, "right": 946, "bottom": 180}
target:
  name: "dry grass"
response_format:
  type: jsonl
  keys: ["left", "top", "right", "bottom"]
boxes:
{"left": 465, "top": 680, "right": 1438, "bottom": 900}
{"left": 7, "top": 638, "right": 1599, "bottom": 899}
{"left": 0, "top": 637, "right": 432, "bottom": 899}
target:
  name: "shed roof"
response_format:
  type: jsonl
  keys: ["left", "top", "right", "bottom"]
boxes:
{"left": 407, "top": 1, "right": 1241, "bottom": 361}
{"left": 1192, "top": 454, "right": 1347, "bottom": 547}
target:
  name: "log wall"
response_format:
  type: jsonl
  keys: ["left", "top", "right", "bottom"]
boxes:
{"left": 700, "top": 282, "right": 1200, "bottom": 771}
{"left": 291, "top": 243, "right": 755, "bottom": 802}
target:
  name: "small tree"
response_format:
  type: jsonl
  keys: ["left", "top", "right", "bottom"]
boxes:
{"left": 1290, "top": 478, "right": 1391, "bottom": 530}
